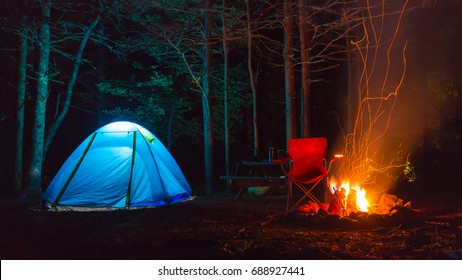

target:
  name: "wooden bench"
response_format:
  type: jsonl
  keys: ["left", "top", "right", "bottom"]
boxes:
{"left": 219, "top": 175, "right": 287, "bottom": 200}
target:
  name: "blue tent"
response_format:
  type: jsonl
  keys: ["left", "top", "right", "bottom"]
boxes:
{"left": 43, "top": 121, "right": 192, "bottom": 208}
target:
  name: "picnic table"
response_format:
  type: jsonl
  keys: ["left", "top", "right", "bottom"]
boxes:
{"left": 219, "top": 160, "right": 288, "bottom": 200}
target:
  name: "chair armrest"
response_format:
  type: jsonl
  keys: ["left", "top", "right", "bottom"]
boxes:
{"left": 272, "top": 156, "right": 291, "bottom": 163}
{"left": 272, "top": 149, "right": 291, "bottom": 163}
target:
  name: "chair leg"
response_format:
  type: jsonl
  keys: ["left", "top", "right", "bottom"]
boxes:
{"left": 286, "top": 180, "right": 308, "bottom": 214}
{"left": 286, "top": 181, "right": 292, "bottom": 213}
{"left": 286, "top": 193, "right": 307, "bottom": 214}
{"left": 285, "top": 178, "right": 324, "bottom": 214}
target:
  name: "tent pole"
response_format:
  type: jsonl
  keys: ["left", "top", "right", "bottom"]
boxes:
{"left": 139, "top": 131, "right": 170, "bottom": 204}
{"left": 52, "top": 132, "right": 98, "bottom": 207}
{"left": 125, "top": 132, "right": 137, "bottom": 208}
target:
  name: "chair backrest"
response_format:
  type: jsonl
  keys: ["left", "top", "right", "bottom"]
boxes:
{"left": 288, "top": 137, "right": 327, "bottom": 183}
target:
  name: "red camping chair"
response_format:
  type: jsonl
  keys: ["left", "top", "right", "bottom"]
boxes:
{"left": 275, "top": 138, "right": 328, "bottom": 214}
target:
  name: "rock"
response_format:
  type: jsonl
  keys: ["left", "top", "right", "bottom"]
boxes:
{"left": 376, "top": 193, "right": 404, "bottom": 215}
{"left": 317, "top": 208, "right": 329, "bottom": 218}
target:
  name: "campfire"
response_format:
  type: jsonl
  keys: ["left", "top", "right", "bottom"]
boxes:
{"left": 319, "top": 0, "right": 411, "bottom": 220}
{"left": 290, "top": 1, "right": 420, "bottom": 229}
{"left": 292, "top": 178, "right": 419, "bottom": 229}
{"left": 328, "top": 178, "right": 369, "bottom": 216}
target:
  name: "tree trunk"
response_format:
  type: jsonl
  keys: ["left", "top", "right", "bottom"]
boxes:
{"left": 284, "top": 0, "right": 296, "bottom": 147}
{"left": 27, "top": 0, "right": 51, "bottom": 195}
{"left": 44, "top": 15, "right": 100, "bottom": 154}
{"left": 96, "top": 0, "right": 106, "bottom": 126}
{"left": 222, "top": 0, "right": 231, "bottom": 192}
{"left": 15, "top": 17, "right": 28, "bottom": 194}
{"left": 166, "top": 106, "right": 175, "bottom": 149}
{"left": 299, "top": 0, "right": 311, "bottom": 137}
{"left": 246, "top": 0, "right": 259, "bottom": 158}
{"left": 202, "top": 0, "right": 214, "bottom": 195}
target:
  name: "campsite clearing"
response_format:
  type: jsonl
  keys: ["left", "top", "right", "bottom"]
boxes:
{"left": 1, "top": 193, "right": 461, "bottom": 259}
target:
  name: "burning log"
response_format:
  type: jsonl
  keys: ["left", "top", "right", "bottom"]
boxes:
{"left": 327, "top": 179, "right": 370, "bottom": 216}
{"left": 346, "top": 189, "right": 357, "bottom": 214}
{"left": 328, "top": 195, "right": 343, "bottom": 215}
{"left": 327, "top": 186, "right": 347, "bottom": 215}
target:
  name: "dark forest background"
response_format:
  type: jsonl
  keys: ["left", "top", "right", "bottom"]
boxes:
{"left": 1, "top": 0, "right": 462, "bottom": 201}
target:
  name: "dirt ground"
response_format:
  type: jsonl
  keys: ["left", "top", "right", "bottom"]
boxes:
{"left": 1, "top": 192, "right": 462, "bottom": 260}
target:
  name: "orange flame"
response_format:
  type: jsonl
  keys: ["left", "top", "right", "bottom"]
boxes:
{"left": 353, "top": 185, "right": 369, "bottom": 212}
{"left": 329, "top": 178, "right": 369, "bottom": 214}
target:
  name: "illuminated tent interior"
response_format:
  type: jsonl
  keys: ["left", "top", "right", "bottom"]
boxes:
{"left": 43, "top": 121, "right": 192, "bottom": 208}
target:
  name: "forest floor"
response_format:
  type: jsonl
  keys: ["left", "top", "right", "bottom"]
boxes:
{"left": 1, "top": 191, "right": 462, "bottom": 260}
